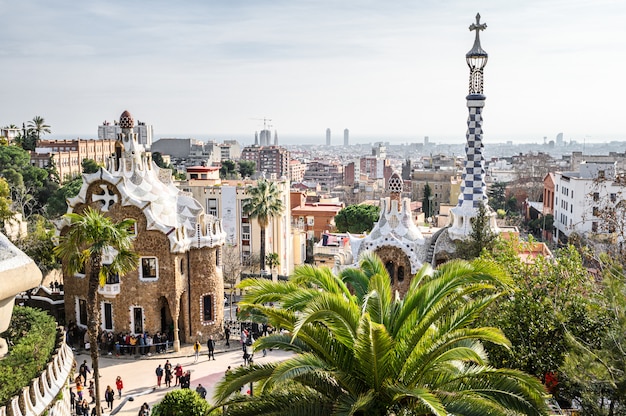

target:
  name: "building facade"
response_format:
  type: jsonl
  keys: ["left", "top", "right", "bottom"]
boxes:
{"left": 60, "top": 111, "right": 226, "bottom": 351}
{"left": 31, "top": 139, "right": 117, "bottom": 183}
{"left": 240, "top": 145, "right": 290, "bottom": 179}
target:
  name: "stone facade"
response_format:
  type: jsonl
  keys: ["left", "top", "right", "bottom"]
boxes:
{"left": 59, "top": 111, "right": 226, "bottom": 350}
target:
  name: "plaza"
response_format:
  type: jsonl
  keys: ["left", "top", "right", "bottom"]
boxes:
{"left": 73, "top": 342, "right": 292, "bottom": 415}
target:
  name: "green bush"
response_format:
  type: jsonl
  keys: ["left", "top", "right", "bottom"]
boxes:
{"left": 0, "top": 306, "right": 57, "bottom": 407}
{"left": 151, "top": 389, "right": 214, "bottom": 416}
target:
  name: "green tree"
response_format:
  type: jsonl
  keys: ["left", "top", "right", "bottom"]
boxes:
{"left": 13, "top": 215, "right": 59, "bottom": 275}
{"left": 82, "top": 158, "right": 100, "bottom": 174}
{"left": 0, "top": 178, "right": 12, "bottom": 222}
{"left": 266, "top": 252, "right": 280, "bottom": 275}
{"left": 152, "top": 389, "right": 213, "bottom": 416}
{"left": 45, "top": 177, "right": 82, "bottom": 218}
{"left": 242, "top": 179, "right": 285, "bottom": 272}
{"left": 455, "top": 202, "right": 497, "bottom": 260}
{"left": 479, "top": 240, "right": 608, "bottom": 383}
{"left": 26, "top": 115, "right": 51, "bottom": 143}
{"left": 54, "top": 208, "right": 138, "bottom": 416}
{"left": 488, "top": 182, "right": 507, "bottom": 211}
{"left": 220, "top": 160, "right": 237, "bottom": 179}
{"left": 334, "top": 204, "right": 380, "bottom": 233}
{"left": 213, "top": 253, "right": 548, "bottom": 415}
{"left": 238, "top": 160, "right": 256, "bottom": 178}
{"left": 558, "top": 255, "right": 626, "bottom": 415}
{"left": 422, "top": 183, "right": 433, "bottom": 218}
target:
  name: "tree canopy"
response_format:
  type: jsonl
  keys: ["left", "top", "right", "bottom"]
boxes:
{"left": 334, "top": 204, "right": 380, "bottom": 234}
{"left": 213, "top": 253, "right": 548, "bottom": 416}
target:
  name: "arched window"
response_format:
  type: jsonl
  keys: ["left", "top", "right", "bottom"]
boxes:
{"left": 397, "top": 266, "right": 405, "bottom": 282}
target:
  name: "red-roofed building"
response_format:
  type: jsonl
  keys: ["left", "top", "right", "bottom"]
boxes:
{"left": 290, "top": 192, "right": 344, "bottom": 240}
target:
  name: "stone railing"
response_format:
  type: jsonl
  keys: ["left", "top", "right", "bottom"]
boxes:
{"left": 0, "top": 329, "right": 75, "bottom": 416}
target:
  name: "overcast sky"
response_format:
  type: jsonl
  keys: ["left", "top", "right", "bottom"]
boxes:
{"left": 1, "top": 0, "right": 625, "bottom": 145}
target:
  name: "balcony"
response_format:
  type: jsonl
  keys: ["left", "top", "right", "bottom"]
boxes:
{"left": 98, "top": 283, "right": 121, "bottom": 297}
{"left": 98, "top": 274, "right": 121, "bottom": 298}
{"left": 313, "top": 245, "right": 343, "bottom": 257}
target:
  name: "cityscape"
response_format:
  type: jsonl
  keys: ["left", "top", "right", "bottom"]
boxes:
{"left": 2, "top": 4, "right": 626, "bottom": 416}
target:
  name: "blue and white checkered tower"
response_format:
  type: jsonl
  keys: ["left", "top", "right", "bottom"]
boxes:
{"left": 449, "top": 14, "right": 499, "bottom": 240}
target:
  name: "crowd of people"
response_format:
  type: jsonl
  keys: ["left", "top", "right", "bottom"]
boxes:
{"left": 66, "top": 321, "right": 174, "bottom": 356}
{"left": 70, "top": 360, "right": 127, "bottom": 415}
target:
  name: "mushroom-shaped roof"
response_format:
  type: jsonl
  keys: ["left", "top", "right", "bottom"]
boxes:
{"left": 119, "top": 110, "right": 134, "bottom": 129}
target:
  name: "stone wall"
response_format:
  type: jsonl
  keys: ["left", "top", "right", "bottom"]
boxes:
{"left": 374, "top": 246, "right": 412, "bottom": 297}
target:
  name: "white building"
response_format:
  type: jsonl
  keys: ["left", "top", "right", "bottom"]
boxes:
{"left": 98, "top": 118, "right": 153, "bottom": 148}
{"left": 553, "top": 161, "right": 625, "bottom": 243}
{"left": 178, "top": 178, "right": 300, "bottom": 276}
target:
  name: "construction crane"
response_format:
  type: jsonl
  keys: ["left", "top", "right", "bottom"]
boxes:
{"left": 250, "top": 117, "right": 272, "bottom": 131}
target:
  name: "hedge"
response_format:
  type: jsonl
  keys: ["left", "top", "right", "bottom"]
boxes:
{"left": 0, "top": 306, "right": 57, "bottom": 407}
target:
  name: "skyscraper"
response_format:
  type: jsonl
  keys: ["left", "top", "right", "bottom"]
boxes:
{"left": 344, "top": 129, "right": 349, "bottom": 146}
{"left": 326, "top": 128, "right": 331, "bottom": 146}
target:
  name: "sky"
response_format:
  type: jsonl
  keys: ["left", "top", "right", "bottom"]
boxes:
{"left": 1, "top": 0, "right": 625, "bottom": 145}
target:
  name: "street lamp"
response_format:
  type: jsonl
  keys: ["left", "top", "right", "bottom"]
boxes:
{"left": 466, "top": 13, "right": 488, "bottom": 96}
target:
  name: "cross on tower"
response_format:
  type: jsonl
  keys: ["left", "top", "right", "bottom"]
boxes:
{"left": 469, "top": 13, "right": 487, "bottom": 35}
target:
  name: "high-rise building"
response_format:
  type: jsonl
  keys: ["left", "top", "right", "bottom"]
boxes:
{"left": 343, "top": 129, "right": 349, "bottom": 146}
{"left": 556, "top": 132, "right": 564, "bottom": 146}
{"left": 98, "top": 118, "right": 153, "bottom": 148}
{"left": 326, "top": 128, "right": 331, "bottom": 146}
{"left": 259, "top": 129, "right": 272, "bottom": 146}
{"left": 240, "top": 145, "right": 290, "bottom": 179}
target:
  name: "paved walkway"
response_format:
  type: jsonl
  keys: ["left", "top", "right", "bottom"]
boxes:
{"left": 72, "top": 341, "right": 290, "bottom": 415}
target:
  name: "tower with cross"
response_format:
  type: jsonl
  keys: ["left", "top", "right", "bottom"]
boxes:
{"left": 449, "top": 13, "right": 499, "bottom": 240}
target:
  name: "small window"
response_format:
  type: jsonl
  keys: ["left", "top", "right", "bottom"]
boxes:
{"left": 103, "top": 303, "right": 113, "bottom": 330}
{"left": 592, "top": 222, "right": 598, "bottom": 232}
{"left": 140, "top": 257, "right": 158, "bottom": 280}
{"left": 207, "top": 199, "right": 218, "bottom": 216}
{"left": 202, "top": 295, "right": 213, "bottom": 322}
{"left": 180, "top": 258, "right": 185, "bottom": 274}
{"left": 593, "top": 207, "right": 600, "bottom": 216}
{"left": 78, "top": 298, "right": 88, "bottom": 327}
{"left": 593, "top": 192, "right": 600, "bottom": 202}
{"left": 610, "top": 193, "right": 617, "bottom": 202}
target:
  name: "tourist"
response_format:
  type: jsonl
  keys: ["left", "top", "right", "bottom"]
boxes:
{"left": 207, "top": 335, "right": 216, "bottom": 360}
{"left": 104, "top": 385, "right": 115, "bottom": 410}
{"left": 138, "top": 402, "right": 150, "bottom": 416}
{"left": 155, "top": 364, "right": 163, "bottom": 387}
{"left": 174, "top": 363, "right": 183, "bottom": 386}
{"left": 115, "top": 375, "right": 124, "bottom": 398}
{"left": 164, "top": 360, "right": 173, "bottom": 387}
{"left": 195, "top": 383, "right": 207, "bottom": 399}
{"left": 79, "top": 359, "right": 91, "bottom": 381}
{"left": 193, "top": 340, "right": 201, "bottom": 363}
{"left": 224, "top": 326, "right": 230, "bottom": 347}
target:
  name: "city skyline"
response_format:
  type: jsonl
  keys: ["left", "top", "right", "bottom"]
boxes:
{"left": 1, "top": 0, "right": 625, "bottom": 144}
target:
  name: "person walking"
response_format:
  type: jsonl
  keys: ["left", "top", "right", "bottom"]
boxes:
{"left": 138, "top": 402, "right": 150, "bottom": 416}
{"left": 115, "top": 376, "right": 124, "bottom": 398}
{"left": 79, "top": 359, "right": 91, "bottom": 381}
{"left": 193, "top": 340, "right": 201, "bottom": 363}
{"left": 155, "top": 364, "right": 163, "bottom": 387}
{"left": 224, "top": 326, "right": 230, "bottom": 347}
{"left": 195, "top": 383, "right": 207, "bottom": 399}
{"left": 207, "top": 336, "right": 216, "bottom": 360}
{"left": 104, "top": 385, "right": 115, "bottom": 411}
{"left": 164, "top": 361, "right": 173, "bottom": 388}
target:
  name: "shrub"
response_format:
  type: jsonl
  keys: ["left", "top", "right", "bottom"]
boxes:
{"left": 151, "top": 389, "right": 213, "bottom": 416}
{"left": 0, "top": 306, "right": 57, "bottom": 407}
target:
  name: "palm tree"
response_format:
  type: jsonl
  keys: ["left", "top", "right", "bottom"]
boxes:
{"left": 213, "top": 253, "right": 548, "bottom": 416}
{"left": 266, "top": 252, "right": 280, "bottom": 277}
{"left": 54, "top": 207, "right": 138, "bottom": 416}
{"left": 241, "top": 178, "right": 284, "bottom": 273}
{"left": 27, "top": 115, "right": 51, "bottom": 143}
